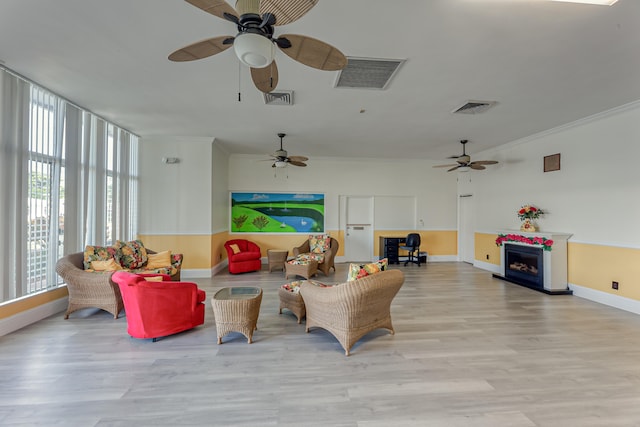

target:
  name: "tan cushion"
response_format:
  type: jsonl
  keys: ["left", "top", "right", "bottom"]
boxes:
{"left": 143, "top": 276, "right": 164, "bottom": 282}
{"left": 230, "top": 243, "right": 241, "bottom": 254}
{"left": 145, "top": 250, "right": 172, "bottom": 269}
{"left": 91, "top": 258, "right": 122, "bottom": 271}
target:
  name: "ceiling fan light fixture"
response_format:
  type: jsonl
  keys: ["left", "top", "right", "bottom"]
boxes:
{"left": 274, "top": 160, "right": 288, "bottom": 168}
{"left": 457, "top": 166, "right": 470, "bottom": 173}
{"left": 234, "top": 33, "right": 275, "bottom": 68}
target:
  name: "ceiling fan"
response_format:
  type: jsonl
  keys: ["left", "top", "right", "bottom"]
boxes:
{"left": 433, "top": 140, "right": 499, "bottom": 172}
{"left": 168, "top": 0, "right": 348, "bottom": 93}
{"left": 268, "top": 133, "right": 308, "bottom": 168}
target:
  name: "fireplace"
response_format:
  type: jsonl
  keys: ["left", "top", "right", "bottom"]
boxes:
{"left": 495, "top": 231, "right": 572, "bottom": 295}
{"left": 504, "top": 244, "right": 543, "bottom": 289}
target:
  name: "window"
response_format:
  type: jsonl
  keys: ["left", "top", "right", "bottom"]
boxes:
{"left": 0, "top": 67, "right": 138, "bottom": 303}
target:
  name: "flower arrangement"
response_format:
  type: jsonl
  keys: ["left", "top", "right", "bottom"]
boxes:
{"left": 495, "top": 234, "right": 554, "bottom": 251}
{"left": 517, "top": 205, "right": 544, "bottom": 220}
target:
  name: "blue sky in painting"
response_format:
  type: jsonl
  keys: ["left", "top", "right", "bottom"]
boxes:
{"left": 232, "top": 193, "right": 323, "bottom": 203}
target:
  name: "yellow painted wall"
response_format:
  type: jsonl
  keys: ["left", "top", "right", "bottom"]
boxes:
{"left": 475, "top": 233, "right": 640, "bottom": 302}
{"left": 211, "top": 231, "right": 229, "bottom": 266}
{"left": 569, "top": 242, "right": 640, "bottom": 300}
{"left": 475, "top": 233, "right": 502, "bottom": 265}
{"left": 137, "top": 234, "right": 212, "bottom": 270}
{"left": 373, "top": 230, "right": 457, "bottom": 257}
{"left": 0, "top": 287, "right": 68, "bottom": 320}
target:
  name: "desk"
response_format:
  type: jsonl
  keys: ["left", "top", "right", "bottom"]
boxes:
{"left": 379, "top": 236, "right": 406, "bottom": 265}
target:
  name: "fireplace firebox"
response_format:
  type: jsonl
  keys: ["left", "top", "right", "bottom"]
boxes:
{"left": 504, "top": 244, "right": 543, "bottom": 289}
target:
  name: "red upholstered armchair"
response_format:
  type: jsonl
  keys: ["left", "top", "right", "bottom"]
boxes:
{"left": 111, "top": 271, "right": 206, "bottom": 341}
{"left": 225, "top": 239, "right": 262, "bottom": 274}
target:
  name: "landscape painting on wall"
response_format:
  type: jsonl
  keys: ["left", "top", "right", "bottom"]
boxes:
{"left": 230, "top": 192, "right": 325, "bottom": 233}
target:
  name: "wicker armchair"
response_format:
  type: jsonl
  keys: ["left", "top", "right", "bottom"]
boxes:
{"left": 299, "top": 269, "right": 404, "bottom": 356}
{"left": 293, "top": 236, "right": 339, "bottom": 276}
{"left": 55, "top": 249, "right": 182, "bottom": 319}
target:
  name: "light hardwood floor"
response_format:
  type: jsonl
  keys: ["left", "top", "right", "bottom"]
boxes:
{"left": 2, "top": 262, "right": 640, "bottom": 426}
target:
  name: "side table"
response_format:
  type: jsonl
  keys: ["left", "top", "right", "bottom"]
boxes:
{"left": 267, "top": 249, "right": 289, "bottom": 272}
{"left": 211, "top": 287, "right": 262, "bottom": 344}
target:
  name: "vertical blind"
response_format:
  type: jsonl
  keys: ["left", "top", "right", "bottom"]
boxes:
{"left": 0, "top": 67, "right": 138, "bottom": 303}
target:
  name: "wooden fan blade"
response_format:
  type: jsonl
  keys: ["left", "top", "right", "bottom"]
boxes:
{"left": 470, "top": 164, "right": 486, "bottom": 170}
{"left": 185, "top": 0, "right": 237, "bottom": 21}
{"left": 251, "top": 61, "right": 279, "bottom": 93}
{"left": 168, "top": 36, "right": 234, "bottom": 61}
{"left": 471, "top": 160, "right": 499, "bottom": 166}
{"left": 289, "top": 160, "right": 307, "bottom": 167}
{"left": 278, "top": 34, "right": 347, "bottom": 71}
{"left": 260, "top": 0, "right": 318, "bottom": 26}
{"left": 447, "top": 165, "right": 460, "bottom": 172}
{"left": 288, "top": 155, "right": 308, "bottom": 162}
{"left": 433, "top": 164, "right": 459, "bottom": 168}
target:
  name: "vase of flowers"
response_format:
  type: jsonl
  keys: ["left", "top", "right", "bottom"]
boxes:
{"left": 517, "top": 204, "right": 544, "bottom": 232}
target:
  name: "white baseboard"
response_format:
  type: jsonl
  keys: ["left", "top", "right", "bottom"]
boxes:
{"left": 473, "top": 260, "right": 501, "bottom": 274}
{"left": 569, "top": 283, "right": 640, "bottom": 315}
{"left": 0, "top": 298, "right": 68, "bottom": 337}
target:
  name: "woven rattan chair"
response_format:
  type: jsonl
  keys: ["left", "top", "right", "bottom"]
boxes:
{"left": 56, "top": 249, "right": 182, "bottom": 319}
{"left": 292, "top": 236, "right": 339, "bottom": 276}
{"left": 56, "top": 252, "right": 125, "bottom": 319}
{"left": 299, "top": 269, "right": 404, "bottom": 356}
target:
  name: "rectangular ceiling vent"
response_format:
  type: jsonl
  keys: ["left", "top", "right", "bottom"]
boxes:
{"left": 453, "top": 100, "right": 497, "bottom": 114}
{"left": 335, "top": 57, "right": 405, "bottom": 90}
{"left": 263, "top": 90, "right": 294, "bottom": 106}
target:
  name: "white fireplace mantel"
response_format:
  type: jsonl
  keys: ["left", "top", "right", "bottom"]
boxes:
{"left": 497, "top": 230, "right": 572, "bottom": 293}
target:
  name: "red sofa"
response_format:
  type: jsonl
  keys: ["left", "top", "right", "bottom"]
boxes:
{"left": 111, "top": 271, "right": 205, "bottom": 341}
{"left": 224, "top": 239, "right": 262, "bottom": 274}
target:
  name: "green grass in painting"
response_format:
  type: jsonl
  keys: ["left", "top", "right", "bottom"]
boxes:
{"left": 231, "top": 206, "right": 297, "bottom": 232}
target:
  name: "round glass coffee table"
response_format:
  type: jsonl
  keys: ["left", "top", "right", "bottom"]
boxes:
{"left": 211, "top": 287, "right": 263, "bottom": 344}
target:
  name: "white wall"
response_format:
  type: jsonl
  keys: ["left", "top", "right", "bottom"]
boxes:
{"left": 468, "top": 101, "right": 640, "bottom": 247}
{"left": 139, "top": 137, "right": 215, "bottom": 235}
{"left": 227, "top": 156, "right": 458, "bottom": 232}
{"left": 211, "top": 142, "right": 229, "bottom": 233}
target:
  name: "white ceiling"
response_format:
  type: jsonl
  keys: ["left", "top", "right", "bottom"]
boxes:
{"left": 1, "top": 0, "right": 638, "bottom": 161}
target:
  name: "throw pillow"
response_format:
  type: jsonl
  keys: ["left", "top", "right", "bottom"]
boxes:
{"left": 229, "top": 243, "right": 241, "bottom": 254}
{"left": 309, "top": 234, "right": 331, "bottom": 254}
{"left": 145, "top": 250, "right": 172, "bottom": 269}
{"left": 142, "top": 276, "right": 164, "bottom": 282}
{"left": 115, "top": 239, "right": 148, "bottom": 270}
{"left": 83, "top": 244, "right": 119, "bottom": 270}
{"left": 90, "top": 258, "right": 122, "bottom": 271}
{"left": 347, "top": 258, "right": 388, "bottom": 281}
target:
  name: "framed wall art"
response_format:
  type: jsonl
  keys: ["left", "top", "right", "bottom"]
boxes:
{"left": 544, "top": 153, "right": 561, "bottom": 172}
{"left": 230, "top": 192, "right": 325, "bottom": 233}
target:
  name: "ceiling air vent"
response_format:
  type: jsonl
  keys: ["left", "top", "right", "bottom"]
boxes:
{"left": 335, "top": 57, "right": 405, "bottom": 90}
{"left": 453, "top": 100, "right": 497, "bottom": 114}
{"left": 263, "top": 90, "right": 294, "bottom": 106}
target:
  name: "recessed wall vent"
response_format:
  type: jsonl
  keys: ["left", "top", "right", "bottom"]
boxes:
{"left": 263, "top": 90, "right": 294, "bottom": 106}
{"left": 335, "top": 57, "right": 405, "bottom": 90}
{"left": 453, "top": 100, "right": 497, "bottom": 114}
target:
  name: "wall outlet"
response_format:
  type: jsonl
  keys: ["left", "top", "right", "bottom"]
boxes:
{"left": 612, "top": 281, "right": 619, "bottom": 290}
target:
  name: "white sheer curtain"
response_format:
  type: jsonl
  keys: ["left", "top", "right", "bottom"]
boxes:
{"left": 0, "top": 71, "right": 29, "bottom": 301}
{"left": 0, "top": 67, "right": 139, "bottom": 303}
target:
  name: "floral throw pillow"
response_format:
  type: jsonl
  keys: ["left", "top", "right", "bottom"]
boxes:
{"left": 115, "top": 239, "right": 148, "bottom": 269}
{"left": 347, "top": 258, "right": 388, "bottom": 281}
{"left": 309, "top": 234, "right": 331, "bottom": 254}
{"left": 83, "top": 245, "right": 119, "bottom": 270}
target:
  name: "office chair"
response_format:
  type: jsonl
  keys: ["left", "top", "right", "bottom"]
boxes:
{"left": 400, "top": 233, "right": 421, "bottom": 266}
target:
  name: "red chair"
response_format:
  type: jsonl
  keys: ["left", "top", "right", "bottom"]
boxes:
{"left": 224, "top": 239, "right": 262, "bottom": 274}
{"left": 111, "top": 271, "right": 206, "bottom": 341}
